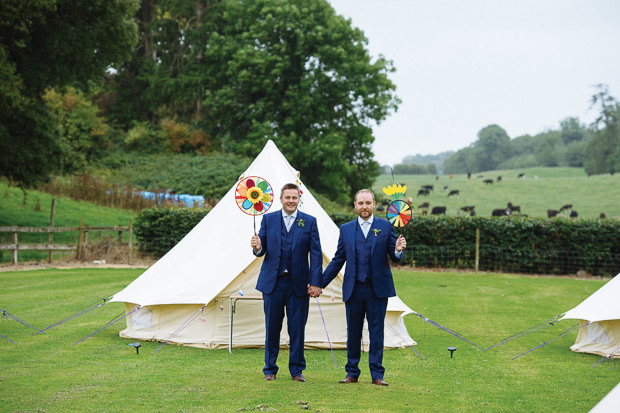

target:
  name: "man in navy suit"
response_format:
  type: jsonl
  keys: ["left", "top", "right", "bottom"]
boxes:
{"left": 321, "top": 189, "right": 406, "bottom": 386}
{"left": 251, "top": 183, "right": 323, "bottom": 382}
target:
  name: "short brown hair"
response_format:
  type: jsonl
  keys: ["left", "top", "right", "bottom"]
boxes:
{"left": 280, "top": 183, "right": 300, "bottom": 197}
{"left": 354, "top": 189, "right": 375, "bottom": 202}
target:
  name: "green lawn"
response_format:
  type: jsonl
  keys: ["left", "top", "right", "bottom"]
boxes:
{"left": 1, "top": 268, "right": 617, "bottom": 411}
{"left": 374, "top": 167, "right": 620, "bottom": 219}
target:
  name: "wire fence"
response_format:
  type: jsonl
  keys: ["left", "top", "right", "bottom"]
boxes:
{"left": 406, "top": 244, "right": 620, "bottom": 276}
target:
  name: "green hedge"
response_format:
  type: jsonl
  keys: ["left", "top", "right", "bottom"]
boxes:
{"left": 134, "top": 208, "right": 209, "bottom": 257}
{"left": 134, "top": 208, "right": 620, "bottom": 276}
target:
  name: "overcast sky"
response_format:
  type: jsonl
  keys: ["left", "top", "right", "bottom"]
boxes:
{"left": 328, "top": 0, "right": 620, "bottom": 166}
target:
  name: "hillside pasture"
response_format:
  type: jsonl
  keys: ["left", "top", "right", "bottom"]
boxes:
{"left": 374, "top": 167, "right": 620, "bottom": 219}
{"left": 0, "top": 181, "right": 135, "bottom": 263}
{"left": 0, "top": 267, "right": 618, "bottom": 411}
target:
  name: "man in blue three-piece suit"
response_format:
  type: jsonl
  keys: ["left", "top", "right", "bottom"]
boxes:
{"left": 321, "top": 189, "right": 406, "bottom": 386}
{"left": 250, "top": 183, "right": 323, "bottom": 382}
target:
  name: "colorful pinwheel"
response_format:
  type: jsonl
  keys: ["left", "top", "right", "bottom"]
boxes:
{"left": 387, "top": 200, "right": 412, "bottom": 228}
{"left": 235, "top": 176, "right": 273, "bottom": 216}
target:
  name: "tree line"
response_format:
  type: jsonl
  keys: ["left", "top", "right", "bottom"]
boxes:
{"left": 0, "top": 0, "right": 399, "bottom": 203}
{"left": 443, "top": 85, "right": 620, "bottom": 175}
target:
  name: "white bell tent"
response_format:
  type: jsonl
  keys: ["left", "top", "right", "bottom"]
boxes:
{"left": 560, "top": 273, "right": 620, "bottom": 358}
{"left": 111, "top": 140, "right": 416, "bottom": 350}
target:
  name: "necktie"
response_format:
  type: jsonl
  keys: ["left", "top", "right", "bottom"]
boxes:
{"left": 285, "top": 215, "right": 294, "bottom": 232}
{"left": 362, "top": 221, "right": 370, "bottom": 238}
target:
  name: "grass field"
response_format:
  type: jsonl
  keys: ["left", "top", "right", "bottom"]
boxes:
{"left": 0, "top": 181, "right": 136, "bottom": 263}
{"left": 1, "top": 268, "right": 618, "bottom": 411}
{"left": 374, "top": 167, "right": 620, "bottom": 219}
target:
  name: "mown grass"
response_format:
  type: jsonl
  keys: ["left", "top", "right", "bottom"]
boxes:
{"left": 375, "top": 167, "right": 620, "bottom": 219}
{"left": 1, "top": 268, "right": 617, "bottom": 411}
{"left": 0, "top": 181, "right": 136, "bottom": 263}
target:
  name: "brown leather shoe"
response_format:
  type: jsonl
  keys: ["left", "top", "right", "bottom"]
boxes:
{"left": 339, "top": 376, "right": 358, "bottom": 384}
{"left": 264, "top": 374, "right": 276, "bottom": 381}
{"left": 292, "top": 374, "right": 306, "bottom": 382}
{"left": 372, "top": 378, "right": 389, "bottom": 386}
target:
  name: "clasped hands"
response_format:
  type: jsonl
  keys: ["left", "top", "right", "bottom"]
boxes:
{"left": 308, "top": 284, "right": 322, "bottom": 298}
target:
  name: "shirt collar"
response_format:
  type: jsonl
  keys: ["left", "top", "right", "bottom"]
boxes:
{"left": 358, "top": 215, "right": 374, "bottom": 227}
{"left": 282, "top": 209, "right": 298, "bottom": 220}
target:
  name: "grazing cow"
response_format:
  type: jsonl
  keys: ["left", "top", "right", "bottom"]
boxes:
{"left": 418, "top": 202, "right": 430, "bottom": 208}
{"left": 431, "top": 206, "right": 446, "bottom": 215}
{"left": 507, "top": 203, "right": 520, "bottom": 213}
{"left": 467, "top": 172, "right": 471, "bottom": 179}
{"left": 483, "top": 179, "right": 493, "bottom": 185}
{"left": 422, "top": 185, "right": 434, "bottom": 191}
{"left": 435, "top": 175, "right": 439, "bottom": 181}
{"left": 422, "top": 210, "right": 428, "bottom": 216}
{"left": 570, "top": 210, "right": 578, "bottom": 218}
{"left": 443, "top": 185, "right": 449, "bottom": 191}
{"left": 497, "top": 176, "right": 502, "bottom": 182}
{"left": 559, "top": 204, "right": 573, "bottom": 212}
{"left": 469, "top": 209, "right": 476, "bottom": 217}
{"left": 547, "top": 209, "right": 559, "bottom": 218}
{"left": 492, "top": 208, "right": 510, "bottom": 216}
{"left": 517, "top": 173, "right": 525, "bottom": 179}
{"left": 447, "top": 189, "right": 459, "bottom": 197}
{"left": 417, "top": 189, "right": 429, "bottom": 196}
{"left": 460, "top": 206, "right": 475, "bottom": 212}
{"left": 600, "top": 213, "right": 606, "bottom": 219}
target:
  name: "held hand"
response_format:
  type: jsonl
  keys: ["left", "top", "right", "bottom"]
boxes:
{"left": 395, "top": 235, "right": 406, "bottom": 252}
{"left": 251, "top": 235, "right": 261, "bottom": 251}
{"left": 308, "top": 285, "right": 322, "bottom": 298}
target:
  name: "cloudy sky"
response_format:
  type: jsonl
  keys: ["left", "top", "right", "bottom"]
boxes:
{"left": 328, "top": 0, "right": 620, "bottom": 166}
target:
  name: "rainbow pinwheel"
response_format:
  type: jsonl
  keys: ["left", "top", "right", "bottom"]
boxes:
{"left": 387, "top": 200, "right": 412, "bottom": 228}
{"left": 235, "top": 176, "right": 273, "bottom": 215}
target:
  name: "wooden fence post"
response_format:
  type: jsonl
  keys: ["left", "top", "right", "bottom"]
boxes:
{"left": 12, "top": 229, "right": 17, "bottom": 265}
{"left": 128, "top": 219, "right": 133, "bottom": 264}
{"left": 77, "top": 217, "right": 84, "bottom": 260}
{"left": 475, "top": 228, "right": 480, "bottom": 272}
{"left": 48, "top": 199, "right": 56, "bottom": 263}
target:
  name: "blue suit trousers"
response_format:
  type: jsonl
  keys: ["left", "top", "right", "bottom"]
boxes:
{"left": 262, "top": 275, "right": 309, "bottom": 378}
{"left": 345, "top": 281, "right": 388, "bottom": 381}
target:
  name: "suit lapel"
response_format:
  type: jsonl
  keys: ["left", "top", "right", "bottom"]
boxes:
{"left": 348, "top": 221, "right": 357, "bottom": 269}
{"left": 275, "top": 211, "right": 282, "bottom": 251}
{"left": 291, "top": 211, "right": 302, "bottom": 250}
{"left": 370, "top": 218, "right": 378, "bottom": 255}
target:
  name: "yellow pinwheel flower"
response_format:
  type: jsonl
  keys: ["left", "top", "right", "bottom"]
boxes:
{"left": 382, "top": 184, "right": 407, "bottom": 200}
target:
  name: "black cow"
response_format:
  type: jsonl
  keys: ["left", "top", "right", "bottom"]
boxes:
{"left": 422, "top": 185, "right": 434, "bottom": 191}
{"left": 497, "top": 176, "right": 502, "bottom": 182}
{"left": 600, "top": 213, "right": 607, "bottom": 219}
{"left": 467, "top": 172, "right": 472, "bottom": 179}
{"left": 418, "top": 202, "right": 430, "bottom": 208}
{"left": 431, "top": 206, "right": 446, "bottom": 215}
{"left": 447, "top": 190, "right": 459, "bottom": 197}
{"left": 559, "top": 204, "right": 573, "bottom": 211}
{"left": 570, "top": 210, "right": 578, "bottom": 218}
{"left": 492, "top": 208, "right": 510, "bottom": 216}
{"left": 460, "top": 206, "right": 475, "bottom": 212}
{"left": 507, "top": 203, "right": 520, "bottom": 213}
{"left": 547, "top": 209, "right": 559, "bottom": 218}
{"left": 483, "top": 179, "right": 493, "bottom": 185}
{"left": 517, "top": 173, "right": 525, "bottom": 179}
{"left": 443, "top": 185, "right": 449, "bottom": 191}
{"left": 417, "top": 189, "right": 429, "bottom": 196}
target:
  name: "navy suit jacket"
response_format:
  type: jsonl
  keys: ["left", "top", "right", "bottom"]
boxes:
{"left": 322, "top": 217, "right": 401, "bottom": 302}
{"left": 254, "top": 210, "right": 322, "bottom": 297}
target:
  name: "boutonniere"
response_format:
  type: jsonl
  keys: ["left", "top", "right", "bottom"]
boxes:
{"left": 297, "top": 219, "right": 305, "bottom": 227}
{"left": 372, "top": 229, "right": 381, "bottom": 237}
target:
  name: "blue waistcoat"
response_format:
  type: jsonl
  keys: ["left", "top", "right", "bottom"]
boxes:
{"left": 355, "top": 225, "right": 372, "bottom": 282}
{"left": 277, "top": 215, "right": 295, "bottom": 275}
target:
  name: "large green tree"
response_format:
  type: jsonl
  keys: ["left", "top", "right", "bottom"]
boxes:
{"left": 584, "top": 85, "right": 620, "bottom": 175}
{"left": 110, "top": 0, "right": 398, "bottom": 201}
{"left": 0, "top": 0, "right": 139, "bottom": 187}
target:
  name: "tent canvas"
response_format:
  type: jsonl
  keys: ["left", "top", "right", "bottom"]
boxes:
{"left": 560, "top": 273, "right": 620, "bottom": 358}
{"left": 111, "top": 140, "right": 416, "bottom": 350}
{"left": 590, "top": 381, "right": 620, "bottom": 413}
